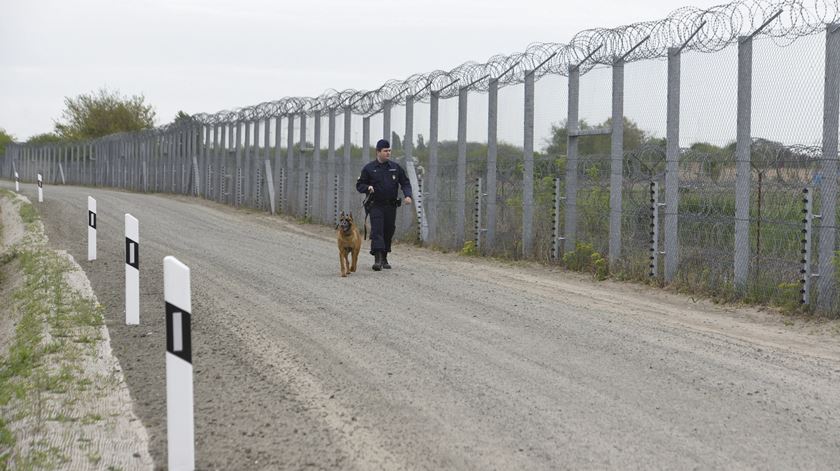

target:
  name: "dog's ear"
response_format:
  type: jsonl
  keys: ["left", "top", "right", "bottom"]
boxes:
{"left": 339, "top": 210, "right": 345, "bottom": 218}
{"left": 349, "top": 211, "right": 353, "bottom": 219}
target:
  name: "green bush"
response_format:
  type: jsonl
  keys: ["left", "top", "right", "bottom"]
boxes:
{"left": 563, "top": 242, "right": 609, "bottom": 280}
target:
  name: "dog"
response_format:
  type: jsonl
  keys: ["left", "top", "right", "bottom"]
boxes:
{"left": 336, "top": 211, "right": 362, "bottom": 277}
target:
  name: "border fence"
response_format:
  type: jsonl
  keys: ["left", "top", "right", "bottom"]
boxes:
{"left": 3, "top": 0, "right": 840, "bottom": 316}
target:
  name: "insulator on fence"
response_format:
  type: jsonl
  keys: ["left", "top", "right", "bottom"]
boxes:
{"left": 801, "top": 187, "right": 814, "bottom": 305}
{"left": 649, "top": 181, "right": 659, "bottom": 278}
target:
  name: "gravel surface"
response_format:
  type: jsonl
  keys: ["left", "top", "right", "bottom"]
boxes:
{"left": 7, "top": 181, "right": 840, "bottom": 470}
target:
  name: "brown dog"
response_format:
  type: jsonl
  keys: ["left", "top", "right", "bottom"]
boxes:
{"left": 337, "top": 211, "right": 362, "bottom": 277}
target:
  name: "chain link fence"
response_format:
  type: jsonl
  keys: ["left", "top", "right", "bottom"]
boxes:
{"left": 3, "top": 0, "right": 840, "bottom": 317}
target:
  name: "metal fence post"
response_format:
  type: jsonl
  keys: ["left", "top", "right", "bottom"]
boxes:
{"left": 523, "top": 71, "right": 536, "bottom": 258}
{"left": 609, "top": 57, "right": 625, "bottom": 264}
{"left": 299, "top": 112, "right": 308, "bottom": 215}
{"left": 564, "top": 64, "right": 580, "bottom": 253}
{"left": 244, "top": 120, "right": 253, "bottom": 206}
{"left": 235, "top": 121, "right": 243, "bottom": 205}
{"left": 251, "top": 120, "right": 259, "bottom": 205}
{"left": 362, "top": 116, "right": 370, "bottom": 161}
{"left": 818, "top": 23, "right": 840, "bottom": 310}
{"left": 735, "top": 35, "right": 753, "bottom": 292}
{"left": 456, "top": 87, "right": 468, "bottom": 249}
{"left": 287, "top": 114, "right": 295, "bottom": 215}
{"left": 486, "top": 78, "right": 499, "bottom": 253}
{"left": 665, "top": 47, "right": 681, "bottom": 282}
{"left": 328, "top": 108, "right": 336, "bottom": 222}
{"left": 383, "top": 99, "right": 391, "bottom": 142}
{"left": 313, "top": 111, "right": 322, "bottom": 222}
{"left": 404, "top": 95, "right": 415, "bottom": 235}
{"left": 343, "top": 107, "right": 352, "bottom": 213}
{"left": 428, "top": 91, "right": 439, "bottom": 244}
{"left": 217, "top": 124, "right": 225, "bottom": 203}
{"left": 273, "top": 117, "right": 282, "bottom": 211}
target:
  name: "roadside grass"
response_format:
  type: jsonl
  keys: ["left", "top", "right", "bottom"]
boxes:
{"left": 0, "top": 194, "right": 105, "bottom": 469}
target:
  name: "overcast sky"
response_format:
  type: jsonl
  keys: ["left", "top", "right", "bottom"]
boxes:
{"left": 0, "top": 0, "right": 735, "bottom": 141}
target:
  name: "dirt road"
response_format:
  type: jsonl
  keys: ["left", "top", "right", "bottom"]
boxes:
{"left": 7, "top": 182, "right": 840, "bottom": 469}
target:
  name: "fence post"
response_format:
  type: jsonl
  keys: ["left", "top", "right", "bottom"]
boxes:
{"left": 609, "top": 57, "right": 625, "bottom": 264}
{"left": 299, "top": 112, "right": 308, "bottom": 215}
{"left": 343, "top": 108, "right": 353, "bottom": 213}
{"left": 250, "top": 121, "right": 258, "bottom": 205}
{"left": 486, "top": 78, "right": 499, "bottom": 253}
{"left": 287, "top": 114, "right": 296, "bottom": 215}
{"left": 382, "top": 99, "right": 391, "bottom": 142}
{"left": 244, "top": 120, "right": 252, "bottom": 206}
{"left": 456, "top": 87, "right": 468, "bottom": 250}
{"left": 523, "top": 71, "right": 536, "bottom": 258}
{"left": 313, "top": 111, "right": 323, "bottom": 222}
{"left": 273, "top": 117, "right": 283, "bottom": 211}
{"left": 403, "top": 95, "right": 415, "bottom": 235}
{"left": 428, "top": 91, "right": 439, "bottom": 244}
{"left": 564, "top": 64, "right": 580, "bottom": 253}
{"left": 665, "top": 47, "right": 681, "bottom": 283}
{"left": 217, "top": 124, "right": 226, "bottom": 203}
{"left": 734, "top": 35, "right": 753, "bottom": 292}
{"left": 817, "top": 23, "right": 840, "bottom": 311}
{"left": 328, "top": 109, "right": 336, "bottom": 222}
{"left": 234, "top": 121, "right": 243, "bottom": 206}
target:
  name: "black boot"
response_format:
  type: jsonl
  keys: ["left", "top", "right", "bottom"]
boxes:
{"left": 382, "top": 253, "right": 391, "bottom": 269}
{"left": 372, "top": 252, "right": 382, "bottom": 271}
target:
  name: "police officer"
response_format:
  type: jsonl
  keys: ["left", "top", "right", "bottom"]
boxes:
{"left": 356, "top": 139, "right": 412, "bottom": 271}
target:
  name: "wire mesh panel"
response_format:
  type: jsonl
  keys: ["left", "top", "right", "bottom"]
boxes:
{"left": 618, "top": 144, "right": 666, "bottom": 278}
{"left": 7, "top": 0, "right": 840, "bottom": 319}
{"left": 749, "top": 35, "right": 826, "bottom": 308}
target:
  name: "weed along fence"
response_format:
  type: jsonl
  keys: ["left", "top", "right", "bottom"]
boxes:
{"left": 3, "top": 0, "right": 840, "bottom": 316}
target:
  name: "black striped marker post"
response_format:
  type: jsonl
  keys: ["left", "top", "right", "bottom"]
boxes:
{"left": 164, "top": 256, "right": 194, "bottom": 470}
{"left": 125, "top": 214, "right": 139, "bottom": 325}
{"left": 37, "top": 173, "right": 43, "bottom": 202}
{"left": 88, "top": 197, "right": 96, "bottom": 261}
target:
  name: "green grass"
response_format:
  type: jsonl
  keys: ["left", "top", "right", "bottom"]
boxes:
{"left": 0, "top": 193, "right": 106, "bottom": 469}
{"left": 18, "top": 202, "right": 37, "bottom": 225}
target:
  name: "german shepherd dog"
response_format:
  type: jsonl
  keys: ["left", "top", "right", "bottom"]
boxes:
{"left": 337, "top": 211, "right": 362, "bottom": 277}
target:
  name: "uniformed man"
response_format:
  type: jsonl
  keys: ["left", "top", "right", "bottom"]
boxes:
{"left": 356, "top": 139, "right": 412, "bottom": 271}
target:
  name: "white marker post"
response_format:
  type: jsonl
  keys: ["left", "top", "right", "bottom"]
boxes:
{"left": 125, "top": 214, "right": 139, "bottom": 325}
{"left": 14, "top": 171, "right": 19, "bottom": 192}
{"left": 88, "top": 197, "right": 97, "bottom": 261}
{"left": 164, "top": 256, "right": 195, "bottom": 471}
{"left": 37, "top": 173, "right": 43, "bottom": 202}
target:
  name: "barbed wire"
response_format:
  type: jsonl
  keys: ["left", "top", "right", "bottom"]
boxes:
{"left": 16, "top": 0, "right": 840, "bottom": 142}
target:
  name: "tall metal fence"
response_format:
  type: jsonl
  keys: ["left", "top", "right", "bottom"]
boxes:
{"left": 3, "top": 0, "right": 840, "bottom": 316}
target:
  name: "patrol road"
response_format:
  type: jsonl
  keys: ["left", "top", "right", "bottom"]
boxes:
{"left": 8, "top": 182, "right": 840, "bottom": 470}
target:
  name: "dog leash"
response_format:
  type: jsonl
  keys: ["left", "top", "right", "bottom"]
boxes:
{"left": 362, "top": 192, "right": 373, "bottom": 240}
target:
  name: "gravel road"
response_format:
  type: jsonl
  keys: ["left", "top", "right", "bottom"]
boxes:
{"left": 6, "top": 182, "right": 840, "bottom": 470}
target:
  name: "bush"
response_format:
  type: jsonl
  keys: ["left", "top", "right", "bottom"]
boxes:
{"left": 563, "top": 242, "right": 609, "bottom": 280}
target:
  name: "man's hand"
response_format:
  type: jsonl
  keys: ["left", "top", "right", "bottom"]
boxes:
{"left": 368, "top": 186, "right": 374, "bottom": 193}
{"left": 404, "top": 196, "right": 412, "bottom": 205}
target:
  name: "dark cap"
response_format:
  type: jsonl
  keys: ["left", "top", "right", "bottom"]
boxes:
{"left": 376, "top": 139, "right": 390, "bottom": 151}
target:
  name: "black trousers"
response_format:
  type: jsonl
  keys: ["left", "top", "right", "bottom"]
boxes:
{"left": 368, "top": 204, "right": 396, "bottom": 255}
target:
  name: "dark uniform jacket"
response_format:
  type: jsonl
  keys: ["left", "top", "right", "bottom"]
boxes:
{"left": 356, "top": 159, "right": 413, "bottom": 205}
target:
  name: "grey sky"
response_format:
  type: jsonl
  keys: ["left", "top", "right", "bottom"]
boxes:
{"left": 1, "top": 0, "right": 730, "bottom": 142}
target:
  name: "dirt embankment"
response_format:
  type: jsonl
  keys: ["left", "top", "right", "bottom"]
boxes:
{"left": 0, "top": 190, "right": 153, "bottom": 470}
